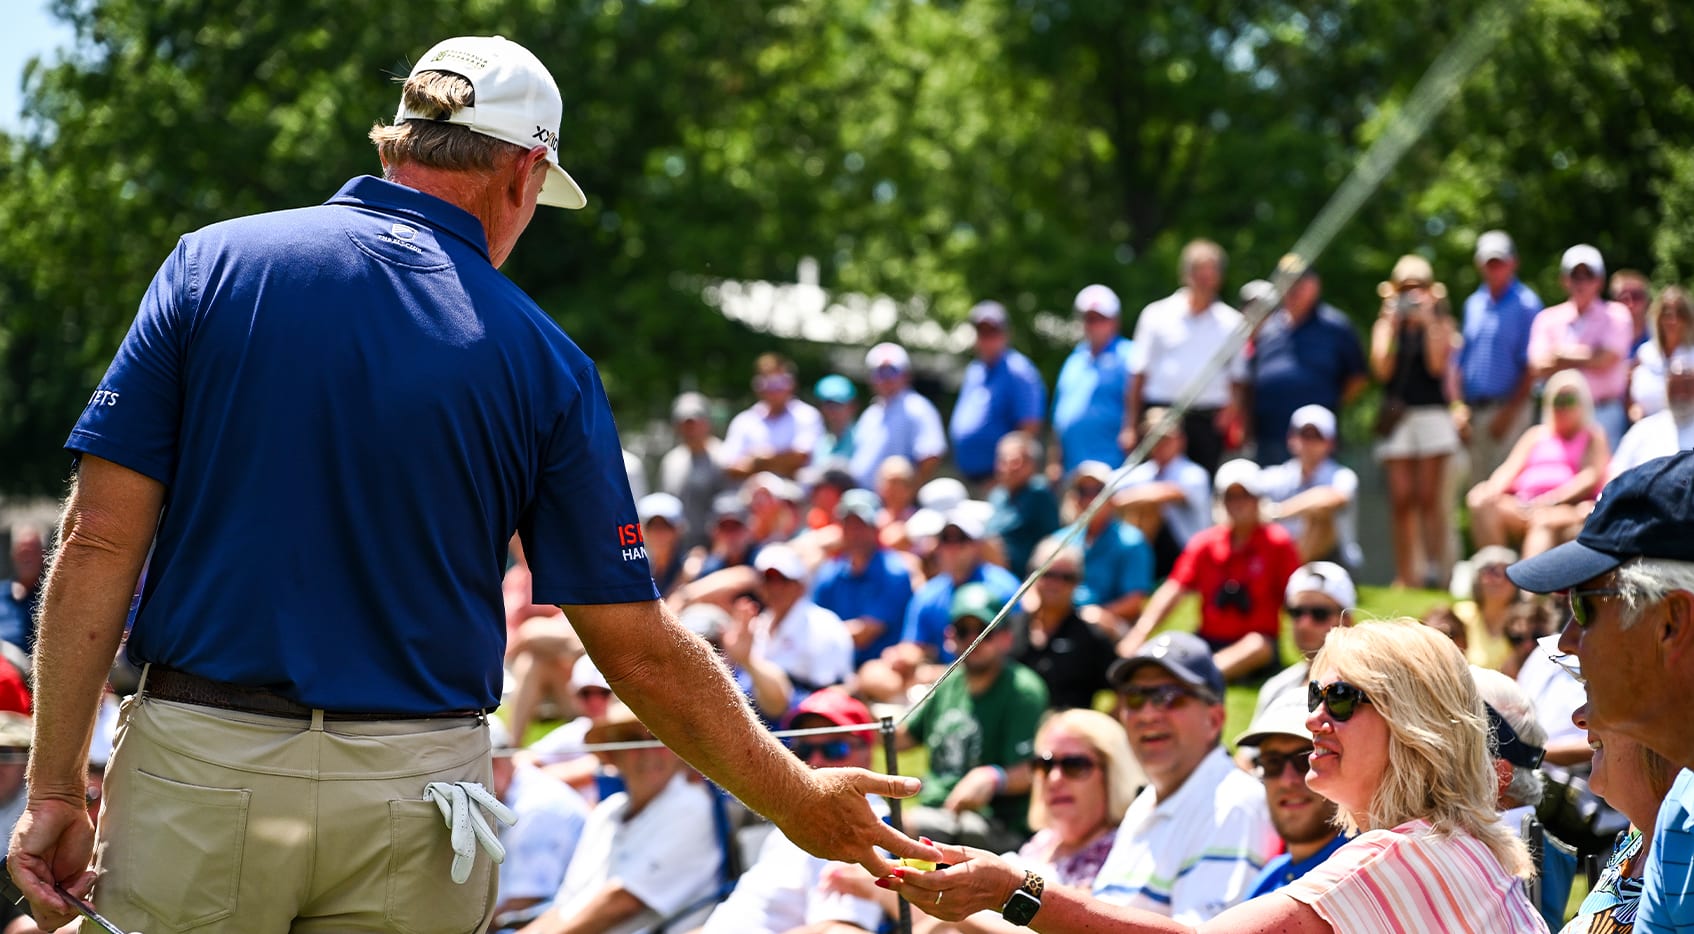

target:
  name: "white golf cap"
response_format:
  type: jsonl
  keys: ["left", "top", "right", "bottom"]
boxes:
{"left": 1074, "top": 283, "right": 1121, "bottom": 318}
{"left": 1285, "top": 561, "right": 1357, "bottom": 610}
{"left": 1475, "top": 230, "right": 1516, "bottom": 263}
{"left": 1289, "top": 404, "right": 1337, "bottom": 441}
{"left": 1561, "top": 243, "right": 1605, "bottom": 278}
{"left": 1235, "top": 688, "right": 1314, "bottom": 747}
{"left": 969, "top": 301, "right": 1009, "bottom": 328}
{"left": 637, "top": 492, "right": 685, "bottom": 527}
{"left": 866, "top": 342, "right": 911, "bottom": 372}
{"left": 754, "top": 543, "right": 809, "bottom": 582}
{"left": 918, "top": 477, "right": 970, "bottom": 512}
{"left": 1213, "top": 458, "right": 1263, "bottom": 497}
{"left": 399, "top": 36, "right": 587, "bottom": 210}
{"left": 569, "top": 654, "right": 610, "bottom": 693}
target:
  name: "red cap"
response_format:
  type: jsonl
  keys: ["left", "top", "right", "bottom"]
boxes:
{"left": 784, "top": 688, "right": 877, "bottom": 743}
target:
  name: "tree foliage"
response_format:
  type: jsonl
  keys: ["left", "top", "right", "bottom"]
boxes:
{"left": 1, "top": 0, "right": 1690, "bottom": 492}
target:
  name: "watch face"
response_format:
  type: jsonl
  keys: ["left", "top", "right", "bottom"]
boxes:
{"left": 1003, "top": 890, "right": 1041, "bottom": 925}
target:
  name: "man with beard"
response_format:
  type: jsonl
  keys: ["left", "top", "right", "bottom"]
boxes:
{"left": 1235, "top": 691, "right": 1346, "bottom": 897}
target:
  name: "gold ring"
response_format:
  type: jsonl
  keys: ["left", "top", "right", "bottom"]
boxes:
{"left": 935, "top": 891, "right": 944, "bottom": 905}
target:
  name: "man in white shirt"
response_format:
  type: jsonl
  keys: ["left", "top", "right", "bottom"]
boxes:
{"left": 1610, "top": 350, "right": 1694, "bottom": 481}
{"left": 1092, "top": 633, "right": 1277, "bottom": 922}
{"left": 750, "top": 544, "right": 855, "bottom": 694}
{"left": 1115, "top": 408, "right": 1213, "bottom": 577}
{"left": 1126, "top": 239, "right": 1249, "bottom": 474}
{"left": 521, "top": 705, "right": 722, "bottom": 934}
{"left": 722, "top": 353, "right": 825, "bottom": 481}
{"left": 1259, "top": 405, "right": 1362, "bottom": 566}
{"left": 847, "top": 343, "right": 947, "bottom": 487}
{"left": 702, "top": 689, "right": 887, "bottom": 934}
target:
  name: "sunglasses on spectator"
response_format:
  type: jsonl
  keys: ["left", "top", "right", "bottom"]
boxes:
{"left": 1569, "top": 268, "right": 1597, "bottom": 281}
{"left": 1294, "top": 427, "right": 1327, "bottom": 441}
{"left": 1073, "top": 484, "right": 1105, "bottom": 500}
{"left": 1254, "top": 747, "right": 1313, "bottom": 780}
{"left": 577, "top": 686, "right": 612, "bottom": 701}
{"left": 1043, "top": 569, "right": 1081, "bottom": 584}
{"left": 1552, "top": 394, "right": 1580, "bottom": 409}
{"left": 1617, "top": 289, "right": 1649, "bottom": 303}
{"left": 1118, "top": 684, "right": 1201, "bottom": 711}
{"left": 951, "top": 621, "right": 990, "bottom": 642}
{"left": 938, "top": 531, "right": 971, "bottom": 545}
{"left": 762, "top": 568, "right": 797, "bottom": 584}
{"left": 1569, "top": 587, "right": 1623, "bottom": 628}
{"left": 1031, "top": 753, "right": 1099, "bottom": 780}
{"left": 1308, "top": 680, "right": 1372, "bottom": 721}
{"left": 872, "top": 364, "right": 903, "bottom": 380}
{"left": 1287, "top": 604, "right": 1339, "bottom": 622}
{"left": 753, "top": 374, "right": 795, "bottom": 393}
{"left": 789, "top": 739, "right": 855, "bottom": 761}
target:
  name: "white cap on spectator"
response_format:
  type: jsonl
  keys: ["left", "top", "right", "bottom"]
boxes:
{"left": 1285, "top": 561, "right": 1357, "bottom": 610}
{"left": 638, "top": 492, "right": 685, "bottom": 527}
{"left": 866, "top": 342, "right": 911, "bottom": 372}
{"left": 1289, "top": 404, "right": 1337, "bottom": 441}
{"left": 1214, "top": 458, "right": 1263, "bottom": 497}
{"left": 906, "top": 507, "right": 946, "bottom": 542}
{"left": 1561, "top": 244, "right": 1605, "bottom": 278}
{"left": 1475, "top": 230, "right": 1516, "bottom": 263}
{"left": 754, "top": 543, "right": 809, "bottom": 583}
{"left": 746, "top": 471, "right": 804, "bottom": 504}
{"left": 942, "top": 508, "right": 986, "bottom": 541}
{"left": 969, "top": 301, "right": 1009, "bottom": 328}
{"left": 1074, "top": 284, "right": 1121, "bottom": 318}
{"left": 918, "top": 477, "right": 969, "bottom": 512}
{"left": 570, "top": 655, "right": 609, "bottom": 694}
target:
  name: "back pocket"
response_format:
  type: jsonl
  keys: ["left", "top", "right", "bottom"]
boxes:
{"left": 384, "top": 798, "right": 493, "bottom": 934}
{"left": 122, "top": 769, "right": 250, "bottom": 929}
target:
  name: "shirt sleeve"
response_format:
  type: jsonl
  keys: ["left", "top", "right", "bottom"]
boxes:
{"left": 64, "top": 239, "right": 194, "bottom": 484}
{"left": 913, "top": 397, "right": 948, "bottom": 461}
{"left": 1526, "top": 309, "right": 1556, "bottom": 369}
{"left": 1169, "top": 535, "right": 1203, "bottom": 588}
{"left": 719, "top": 411, "right": 755, "bottom": 462}
{"left": 522, "top": 361, "right": 662, "bottom": 606}
{"left": 790, "top": 402, "right": 824, "bottom": 456}
{"left": 1331, "top": 466, "right": 1359, "bottom": 502}
{"left": 1012, "top": 357, "right": 1047, "bottom": 426}
{"left": 1281, "top": 831, "right": 1410, "bottom": 931}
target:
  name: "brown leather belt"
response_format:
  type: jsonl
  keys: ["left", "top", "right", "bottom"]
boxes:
{"left": 144, "top": 667, "right": 487, "bottom": 722}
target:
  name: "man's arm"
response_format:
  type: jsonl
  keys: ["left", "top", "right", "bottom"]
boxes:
{"left": 9, "top": 456, "right": 163, "bottom": 928}
{"left": 520, "top": 884, "right": 646, "bottom": 934}
{"left": 564, "top": 600, "right": 937, "bottom": 876}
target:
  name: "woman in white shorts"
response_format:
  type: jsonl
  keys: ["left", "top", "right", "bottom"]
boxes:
{"left": 1371, "top": 255, "right": 1460, "bottom": 588}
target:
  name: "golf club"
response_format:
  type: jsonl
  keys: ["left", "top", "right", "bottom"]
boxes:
{"left": 55, "top": 882, "right": 139, "bottom": 934}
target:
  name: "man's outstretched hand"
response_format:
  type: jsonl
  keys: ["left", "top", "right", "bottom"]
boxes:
{"left": 778, "top": 767, "right": 941, "bottom": 879}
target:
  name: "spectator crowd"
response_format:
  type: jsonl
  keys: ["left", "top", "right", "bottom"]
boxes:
{"left": 3, "top": 230, "right": 1692, "bottom": 932}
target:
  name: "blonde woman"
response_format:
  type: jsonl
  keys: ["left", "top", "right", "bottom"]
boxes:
{"left": 1467, "top": 369, "right": 1610, "bottom": 558}
{"left": 886, "top": 620, "right": 1544, "bottom": 932}
{"left": 1628, "top": 286, "right": 1694, "bottom": 421}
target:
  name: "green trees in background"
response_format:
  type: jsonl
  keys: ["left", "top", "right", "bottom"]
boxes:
{"left": 2, "top": 0, "right": 1690, "bottom": 492}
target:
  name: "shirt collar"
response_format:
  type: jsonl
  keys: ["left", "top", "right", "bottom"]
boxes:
{"left": 325, "top": 176, "right": 491, "bottom": 260}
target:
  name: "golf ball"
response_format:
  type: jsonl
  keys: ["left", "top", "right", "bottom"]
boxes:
{"left": 899, "top": 858, "right": 937, "bottom": 871}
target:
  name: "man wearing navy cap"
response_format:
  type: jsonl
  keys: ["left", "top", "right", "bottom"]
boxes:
{"left": 1508, "top": 451, "right": 1694, "bottom": 930}
{"left": 10, "top": 34, "right": 932, "bottom": 933}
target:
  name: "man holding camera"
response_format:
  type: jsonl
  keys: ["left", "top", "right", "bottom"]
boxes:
{"left": 1117, "top": 460, "right": 1301, "bottom": 682}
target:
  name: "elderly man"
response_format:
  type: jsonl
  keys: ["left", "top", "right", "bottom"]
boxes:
{"left": 848, "top": 342, "right": 947, "bottom": 488}
{"left": 1456, "top": 231, "right": 1543, "bottom": 486}
{"left": 1052, "top": 284, "right": 1134, "bottom": 477}
{"left": 1235, "top": 692, "right": 1346, "bottom": 897}
{"left": 1127, "top": 239, "right": 1249, "bottom": 474}
{"left": 949, "top": 300, "right": 1047, "bottom": 487}
{"left": 1092, "top": 633, "right": 1276, "bottom": 919}
{"left": 1508, "top": 450, "right": 1694, "bottom": 929}
{"left": 1247, "top": 263, "right": 1368, "bottom": 465}
{"left": 7, "top": 34, "right": 930, "bottom": 934}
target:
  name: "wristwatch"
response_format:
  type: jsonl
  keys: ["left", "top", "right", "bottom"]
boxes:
{"left": 1000, "top": 870, "right": 1045, "bottom": 926}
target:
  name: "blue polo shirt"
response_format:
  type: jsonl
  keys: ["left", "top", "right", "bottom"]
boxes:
{"left": 1459, "top": 279, "right": 1542, "bottom": 404}
{"left": 1245, "top": 833, "right": 1349, "bottom": 898}
{"left": 900, "top": 563, "right": 1021, "bottom": 662}
{"left": 810, "top": 549, "right": 915, "bottom": 666}
{"left": 1249, "top": 304, "right": 1366, "bottom": 463}
{"left": 1066, "top": 518, "right": 1153, "bottom": 609}
{"left": 66, "top": 176, "right": 657, "bottom": 713}
{"left": 949, "top": 349, "right": 1047, "bottom": 479}
{"left": 986, "top": 478, "right": 1061, "bottom": 578}
{"left": 1639, "top": 768, "right": 1694, "bottom": 931}
{"left": 1052, "top": 336, "right": 1132, "bottom": 472}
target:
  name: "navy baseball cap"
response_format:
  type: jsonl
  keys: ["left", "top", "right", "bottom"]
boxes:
{"left": 1106, "top": 631, "right": 1226, "bottom": 701}
{"left": 1508, "top": 452, "right": 1694, "bottom": 593}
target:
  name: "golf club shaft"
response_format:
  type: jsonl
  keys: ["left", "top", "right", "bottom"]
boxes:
{"left": 54, "top": 885, "right": 128, "bottom": 934}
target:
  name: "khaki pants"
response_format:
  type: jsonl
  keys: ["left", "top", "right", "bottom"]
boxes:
{"left": 92, "top": 692, "right": 497, "bottom": 934}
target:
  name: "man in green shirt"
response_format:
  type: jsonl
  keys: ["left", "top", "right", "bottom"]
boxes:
{"left": 898, "top": 583, "right": 1050, "bottom": 851}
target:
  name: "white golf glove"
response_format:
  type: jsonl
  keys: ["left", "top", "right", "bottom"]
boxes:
{"left": 423, "top": 780, "right": 518, "bottom": 884}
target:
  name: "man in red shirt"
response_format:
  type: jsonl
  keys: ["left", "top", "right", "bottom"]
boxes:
{"left": 1117, "top": 459, "right": 1301, "bottom": 681}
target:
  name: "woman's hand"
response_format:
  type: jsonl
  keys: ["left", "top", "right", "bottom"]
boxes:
{"left": 878, "top": 842, "right": 1024, "bottom": 923}
{"left": 820, "top": 862, "right": 885, "bottom": 900}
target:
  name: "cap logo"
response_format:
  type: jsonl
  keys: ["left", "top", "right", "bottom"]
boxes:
{"left": 428, "top": 48, "right": 489, "bottom": 69}
{"left": 533, "top": 125, "right": 559, "bottom": 151}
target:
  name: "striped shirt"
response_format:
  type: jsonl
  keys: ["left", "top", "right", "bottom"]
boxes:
{"left": 1091, "top": 747, "right": 1278, "bottom": 922}
{"left": 1639, "top": 769, "right": 1694, "bottom": 932}
{"left": 1282, "top": 819, "right": 1547, "bottom": 933}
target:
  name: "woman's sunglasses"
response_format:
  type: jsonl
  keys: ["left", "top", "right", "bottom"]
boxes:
{"left": 1308, "top": 680, "right": 1373, "bottom": 722}
{"left": 1286, "top": 605, "right": 1339, "bottom": 623}
{"left": 1032, "top": 753, "right": 1099, "bottom": 780}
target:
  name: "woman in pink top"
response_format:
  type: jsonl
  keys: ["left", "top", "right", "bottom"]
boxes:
{"left": 880, "top": 620, "right": 1545, "bottom": 933}
{"left": 1468, "top": 370, "right": 1610, "bottom": 558}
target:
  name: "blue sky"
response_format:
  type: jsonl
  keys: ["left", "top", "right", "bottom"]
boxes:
{"left": 0, "top": 1, "right": 75, "bottom": 128}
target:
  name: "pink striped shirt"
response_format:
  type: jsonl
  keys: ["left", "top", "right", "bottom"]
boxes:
{"left": 1281, "top": 820, "right": 1548, "bottom": 933}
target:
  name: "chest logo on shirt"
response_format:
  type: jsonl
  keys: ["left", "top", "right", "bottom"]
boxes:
{"left": 377, "top": 223, "right": 424, "bottom": 254}
{"left": 617, "top": 523, "right": 648, "bottom": 562}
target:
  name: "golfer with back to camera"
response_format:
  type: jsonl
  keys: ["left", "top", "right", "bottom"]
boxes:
{"left": 6, "top": 35, "right": 936, "bottom": 934}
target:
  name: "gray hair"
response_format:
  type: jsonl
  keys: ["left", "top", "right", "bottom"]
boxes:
{"left": 1615, "top": 557, "right": 1694, "bottom": 629}
{"left": 996, "top": 430, "right": 1043, "bottom": 465}
{"left": 1029, "top": 534, "right": 1084, "bottom": 576}
{"left": 1471, "top": 667, "right": 1547, "bottom": 809}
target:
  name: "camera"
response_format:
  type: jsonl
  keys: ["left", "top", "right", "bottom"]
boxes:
{"left": 1396, "top": 291, "right": 1420, "bottom": 315}
{"left": 1214, "top": 579, "right": 1252, "bottom": 614}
